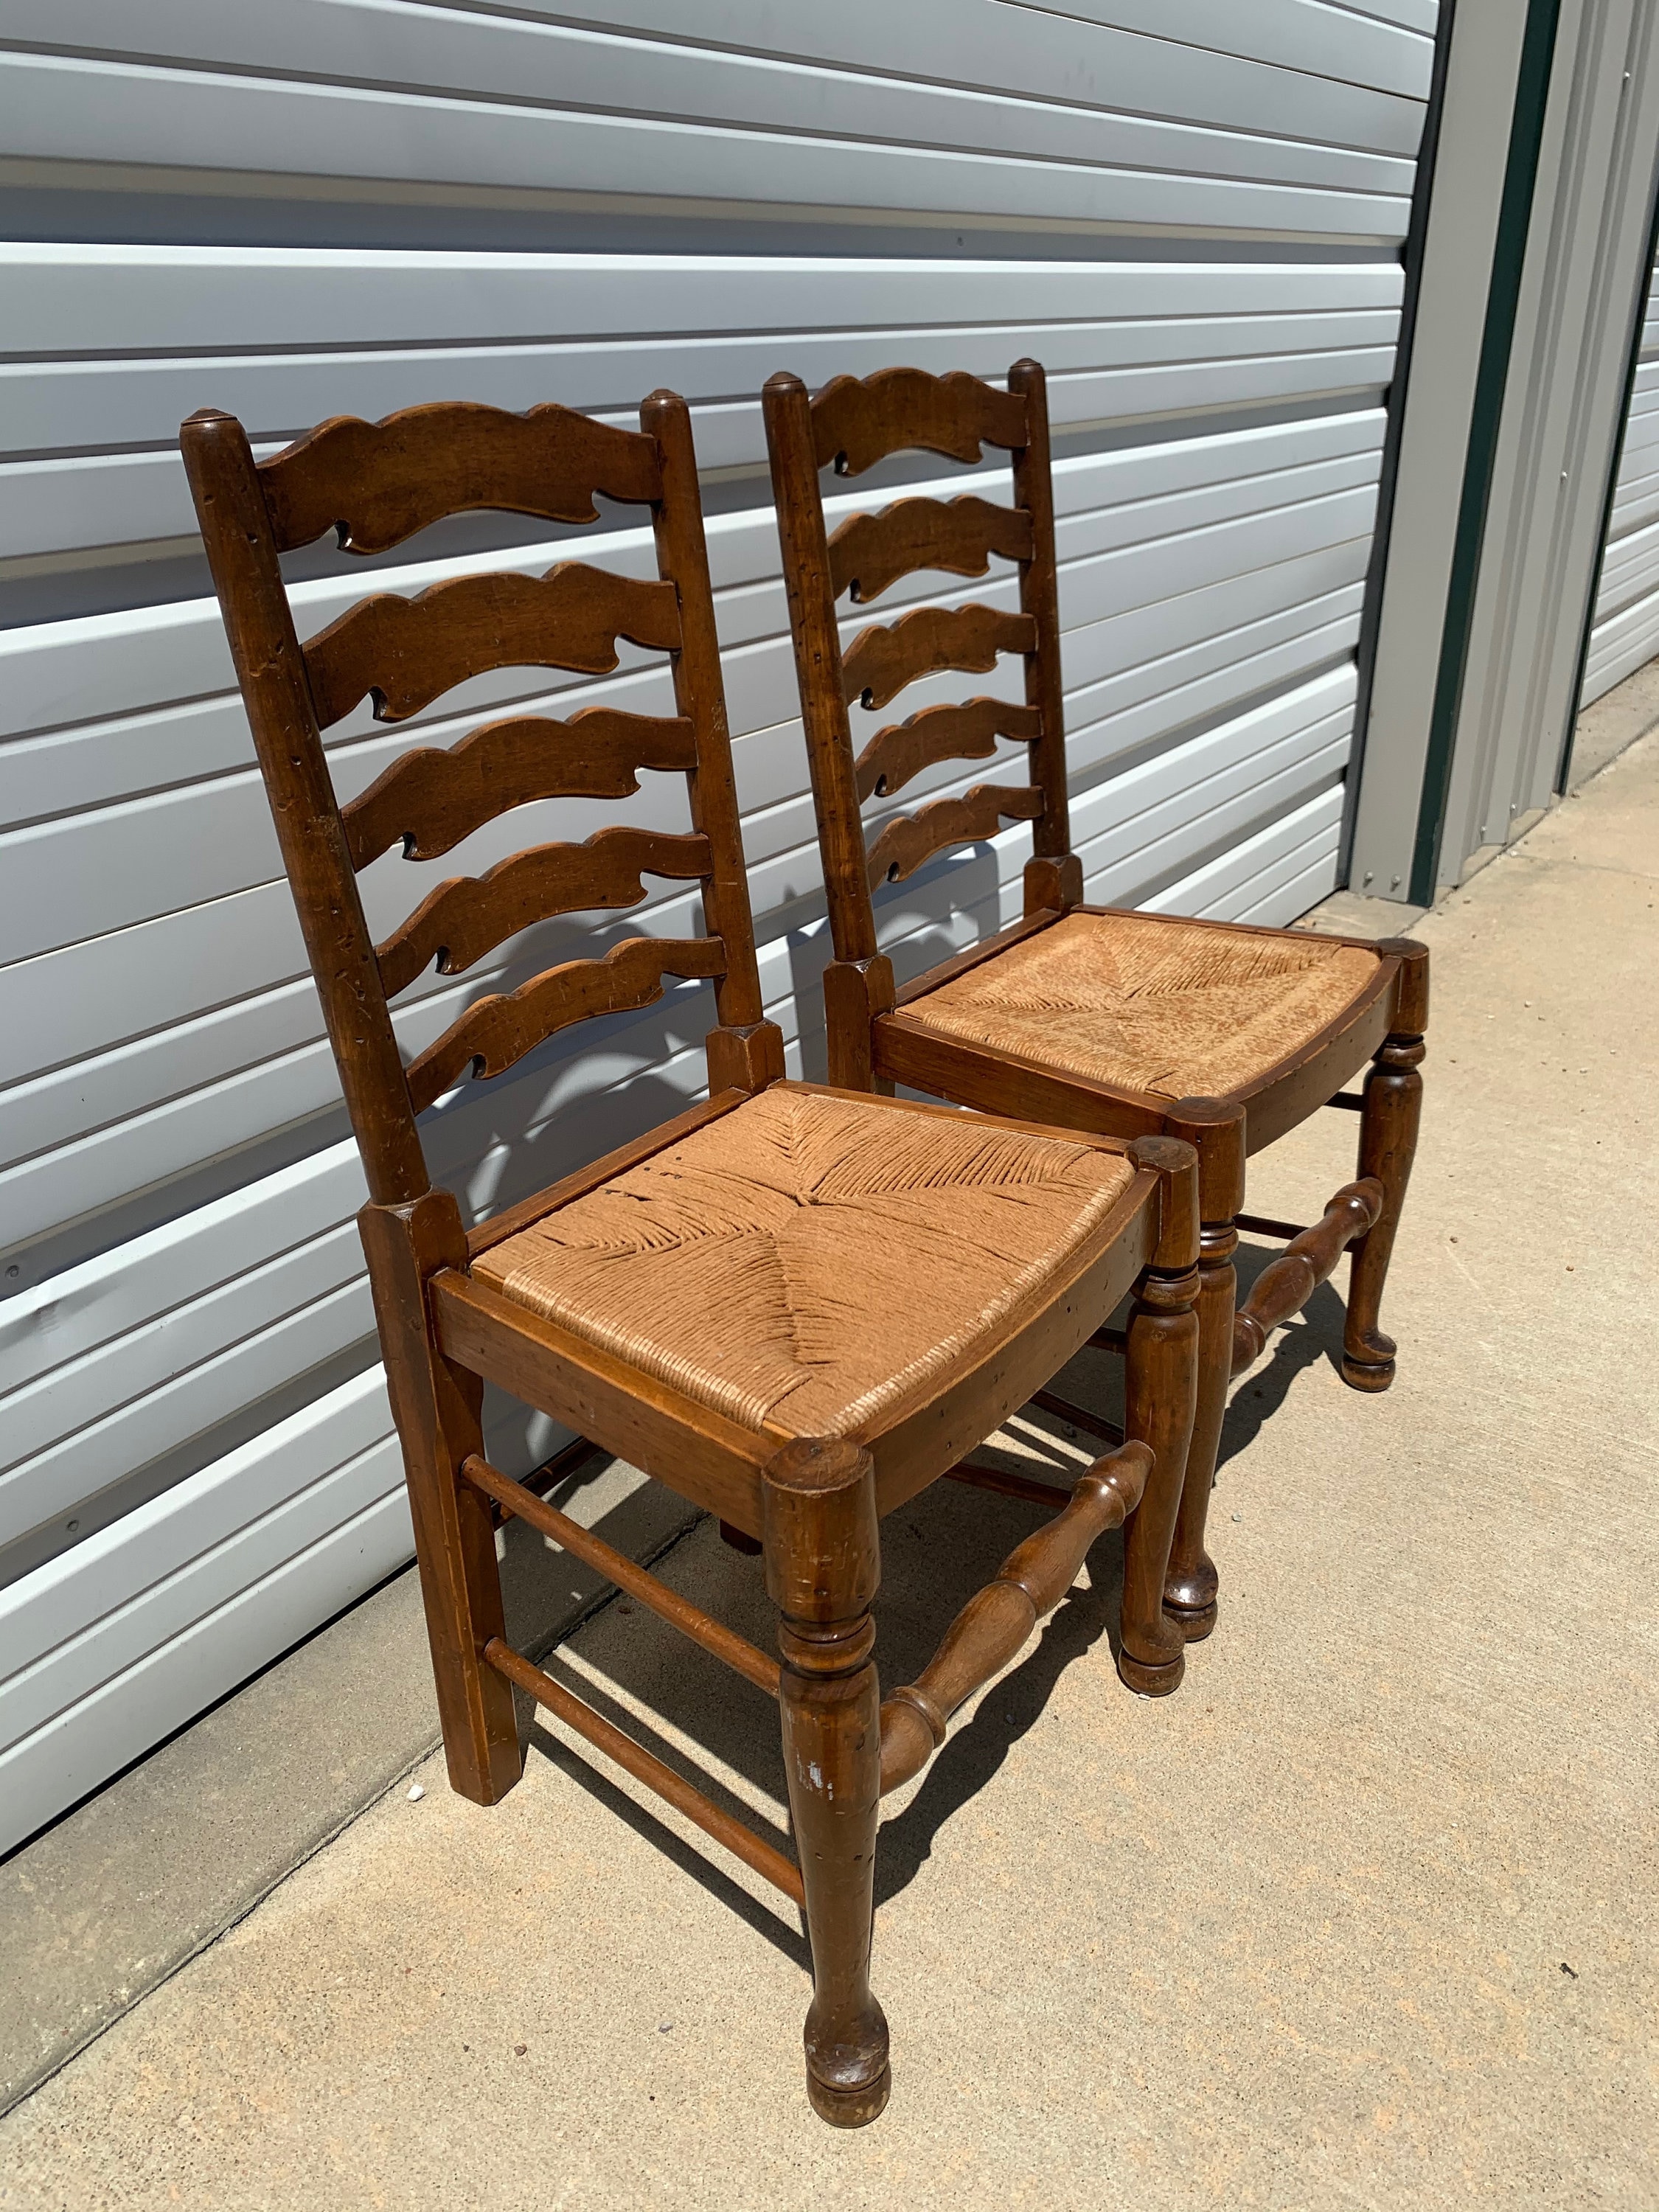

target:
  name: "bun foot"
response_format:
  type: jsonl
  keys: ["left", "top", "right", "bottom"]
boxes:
{"left": 1117, "top": 1645, "right": 1186, "bottom": 1697}
{"left": 807, "top": 2062, "right": 891, "bottom": 2129}
{"left": 1164, "top": 1550, "right": 1218, "bottom": 1641}
{"left": 1340, "top": 1352, "right": 1396, "bottom": 1392}
{"left": 1166, "top": 1596, "right": 1217, "bottom": 1642}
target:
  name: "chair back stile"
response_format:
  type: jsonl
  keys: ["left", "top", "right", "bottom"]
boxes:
{"left": 181, "top": 392, "right": 780, "bottom": 1211}
{"left": 762, "top": 358, "right": 1078, "bottom": 1061}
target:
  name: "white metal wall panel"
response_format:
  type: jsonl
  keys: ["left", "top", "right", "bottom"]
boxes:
{"left": 1582, "top": 262, "right": 1659, "bottom": 704}
{"left": 0, "top": 0, "right": 1436, "bottom": 1852}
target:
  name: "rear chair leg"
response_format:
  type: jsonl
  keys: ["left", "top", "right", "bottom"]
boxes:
{"left": 358, "top": 1192, "right": 521, "bottom": 1805}
{"left": 763, "top": 1439, "right": 889, "bottom": 2128}
{"left": 1118, "top": 1138, "right": 1201, "bottom": 1697}
{"left": 1343, "top": 941, "right": 1428, "bottom": 1394}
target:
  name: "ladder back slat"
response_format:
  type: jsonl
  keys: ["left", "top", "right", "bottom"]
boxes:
{"left": 843, "top": 604, "right": 1036, "bottom": 713}
{"left": 374, "top": 827, "right": 713, "bottom": 999}
{"left": 340, "top": 707, "right": 698, "bottom": 868}
{"left": 810, "top": 366, "right": 1029, "bottom": 476}
{"left": 260, "top": 400, "right": 662, "bottom": 554}
{"left": 854, "top": 696, "right": 1042, "bottom": 802}
{"left": 827, "top": 494, "right": 1034, "bottom": 604}
{"left": 865, "top": 785, "right": 1043, "bottom": 889}
{"left": 405, "top": 934, "right": 727, "bottom": 1114}
{"left": 303, "top": 563, "right": 684, "bottom": 729}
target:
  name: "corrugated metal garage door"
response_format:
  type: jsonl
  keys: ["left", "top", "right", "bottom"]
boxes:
{"left": 1582, "top": 255, "right": 1659, "bottom": 705}
{"left": 0, "top": 0, "right": 1439, "bottom": 1851}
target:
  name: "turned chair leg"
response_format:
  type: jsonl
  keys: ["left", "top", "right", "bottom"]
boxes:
{"left": 359, "top": 1192, "right": 521, "bottom": 1806}
{"left": 1343, "top": 940, "right": 1428, "bottom": 1394}
{"left": 1118, "top": 1138, "right": 1201, "bottom": 1697}
{"left": 762, "top": 1439, "right": 889, "bottom": 2127}
{"left": 1159, "top": 1102, "right": 1245, "bottom": 1644}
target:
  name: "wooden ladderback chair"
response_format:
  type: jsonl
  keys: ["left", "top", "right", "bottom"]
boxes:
{"left": 765, "top": 361, "right": 1429, "bottom": 1666}
{"left": 184, "top": 391, "right": 1205, "bottom": 2128}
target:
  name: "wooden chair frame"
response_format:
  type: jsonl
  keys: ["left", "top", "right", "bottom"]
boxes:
{"left": 183, "top": 390, "right": 1206, "bottom": 2127}
{"left": 764, "top": 360, "right": 1428, "bottom": 1649}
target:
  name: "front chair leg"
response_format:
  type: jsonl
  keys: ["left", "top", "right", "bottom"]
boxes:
{"left": 1343, "top": 940, "right": 1428, "bottom": 1394}
{"left": 1160, "top": 1100, "right": 1245, "bottom": 1644}
{"left": 763, "top": 1439, "right": 889, "bottom": 2128}
{"left": 1118, "top": 1138, "right": 1201, "bottom": 1697}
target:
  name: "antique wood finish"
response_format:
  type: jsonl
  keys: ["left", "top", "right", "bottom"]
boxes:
{"left": 879, "top": 1441, "right": 1152, "bottom": 1794}
{"left": 1343, "top": 940, "right": 1429, "bottom": 1392}
{"left": 1158, "top": 1096, "right": 1245, "bottom": 1644}
{"left": 642, "top": 387, "right": 779, "bottom": 1064}
{"left": 260, "top": 400, "right": 662, "bottom": 554}
{"left": 302, "top": 563, "right": 683, "bottom": 729}
{"left": 810, "top": 366, "right": 1027, "bottom": 476}
{"left": 374, "top": 827, "right": 712, "bottom": 998}
{"left": 865, "top": 784, "right": 1043, "bottom": 889}
{"left": 430, "top": 1268, "right": 771, "bottom": 1533}
{"left": 461, "top": 1454, "right": 780, "bottom": 1697}
{"left": 828, "top": 495, "right": 1033, "bottom": 603}
{"left": 181, "top": 408, "right": 428, "bottom": 1207}
{"left": 842, "top": 605, "right": 1036, "bottom": 712}
{"left": 340, "top": 707, "right": 697, "bottom": 868}
{"left": 1007, "top": 359, "right": 1077, "bottom": 911}
{"left": 1116, "top": 1136, "right": 1200, "bottom": 1698}
{"left": 483, "top": 1639, "right": 804, "bottom": 1908}
{"left": 1232, "top": 1180, "right": 1384, "bottom": 1374}
{"left": 854, "top": 697, "right": 1041, "bottom": 802}
{"left": 358, "top": 1191, "right": 521, "bottom": 1804}
{"left": 762, "top": 1439, "right": 888, "bottom": 2128}
{"left": 403, "top": 935, "right": 727, "bottom": 1114}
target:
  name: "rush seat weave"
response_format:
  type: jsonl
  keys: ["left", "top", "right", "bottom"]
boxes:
{"left": 901, "top": 911, "right": 1382, "bottom": 1100}
{"left": 473, "top": 1084, "right": 1135, "bottom": 1435}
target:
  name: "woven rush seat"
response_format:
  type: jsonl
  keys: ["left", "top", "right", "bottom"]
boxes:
{"left": 473, "top": 1083, "right": 1135, "bottom": 1436}
{"left": 901, "top": 910, "right": 1383, "bottom": 1101}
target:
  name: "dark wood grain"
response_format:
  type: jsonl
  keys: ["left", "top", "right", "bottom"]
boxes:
{"left": 853, "top": 696, "right": 1041, "bottom": 801}
{"left": 375, "top": 827, "right": 712, "bottom": 998}
{"left": 864, "top": 783, "right": 1043, "bottom": 888}
{"left": 762, "top": 1439, "right": 889, "bottom": 2127}
{"left": 358, "top": 1191, "right": 521, "bottom": 1802}
{"left": 762, "top": 372, "right": 882, "bottom": 969}
{"left": 261, "top": 400, "right": 661, "bottom": 554}
{"left": 842, "top": 603, "right": 1036, "bottom": 712}
{"left": 1008, "top": 360, "right": 1075, "bottom": 906}
{"left": 810, "top": 366, "right": 1028, "bottom": 475}
{"left": 430, "top": 1268, "right": 769, "bottom": 1532}
{"left": 303, "top": 563, "right": 683, "bottom": 728}
{"left": 827, "top": 495, "right": 1034, "bottom": 602}
{"left": 642, "top": 389, "right": 776, "bottom": 1046}
{"left": 1116, "top": 1135, "right": 1200, "bottom": 1700}
{"left": 1158, "top": 1097, "right": 1245, "bottom": 1645}
{"left": 1231, "top": 1178, "right": 1383, "bottom": 1375}
{"left": 1343, "top": 941, "right": 1428, "bottom": 1392}
{"left": 404, "top": 933, "right": 726, "bottom": 1113}
{"left": 879, "top": 1441, "right": 1150, "bottom": 1794}
{"left": 340, "top": 707, "right": 697, "bottom": 868}
{"left": 181, "top": 407, "right": 427, "bottom": 1206}
{"left": 462, "top": 1453, "right": 780, "bottom": 1697}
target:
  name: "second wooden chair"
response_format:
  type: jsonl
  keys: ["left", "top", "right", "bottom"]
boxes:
{"left": 764, "top": 359, "right": 1427, "bottom": 1659}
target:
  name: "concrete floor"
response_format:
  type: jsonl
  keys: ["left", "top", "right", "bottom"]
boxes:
{"left": 2, "top": 735, "right": 1655, "bottom": 2210}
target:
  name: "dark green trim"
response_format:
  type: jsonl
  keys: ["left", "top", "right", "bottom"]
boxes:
{"left": 1558, "top": 148, "right": 1659, "bottom": 787}
{"left": 1408, "top": 0, "right": 1562, "bottom": 906}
